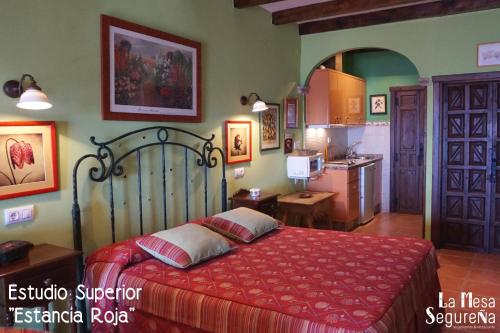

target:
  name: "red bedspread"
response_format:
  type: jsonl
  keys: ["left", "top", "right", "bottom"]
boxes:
{"left": 85, "top": 226, "right": 440, "bottom": 333}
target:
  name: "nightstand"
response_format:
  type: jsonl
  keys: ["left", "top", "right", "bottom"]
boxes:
{"left": 230, "top": 189, "right": 279, "bottom": 217}
{"left": 0, "top": 244, "right": 81, "bottom": 332}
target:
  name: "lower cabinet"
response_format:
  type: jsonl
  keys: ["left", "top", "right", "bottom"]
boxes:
{"left": 307, "top": 168, "right": 360, "bottom": 231}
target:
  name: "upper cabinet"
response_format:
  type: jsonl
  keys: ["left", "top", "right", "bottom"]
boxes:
{"left": 305, "top": 68, "right": 366, "bottom": 126}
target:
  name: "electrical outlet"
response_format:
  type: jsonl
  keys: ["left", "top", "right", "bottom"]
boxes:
{"left": 234, "top": 167, "right": 245, "bottom": 179}
{"left": 4, "top": 205, "right": 34, "bottom": 225}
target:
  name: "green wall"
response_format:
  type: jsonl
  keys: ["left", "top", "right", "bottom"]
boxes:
{"left": 0, "top": 1, "right": 300, "bottom": 252}
{"left": 343, "top": 50, "right": 419, "bottom": 122}
{"left": 301, "top": 9, "right": 500, "bottom": 239}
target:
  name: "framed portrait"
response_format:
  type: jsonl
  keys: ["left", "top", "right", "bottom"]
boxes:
{"left": 101, "top": 15, "right": 202, "bottom": 122}
{"left": 285, "top": 97, "right": 298, "bottom": 129}
{"left": 259, "top": 103, "right": 280, "bottom": 151}
{"left": 225, "top": 121, "right": 252, "bottom": 164}
{"left": 0, "top": 121, "right": 59, "bottom": 200}
{"left": 370, "top": 94, "right": 387, "bottom": 115}
{"left": 284, "top": 133, "right": 293, "bottom": 154}
{"left": 477, "top": 42, "right": 500, "bottom": 67}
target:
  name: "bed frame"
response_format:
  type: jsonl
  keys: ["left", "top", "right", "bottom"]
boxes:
{"left": 71, "top": 126, "right": 227, "bottom": 331}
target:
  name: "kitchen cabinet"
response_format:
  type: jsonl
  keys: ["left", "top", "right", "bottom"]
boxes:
{"left": 306, "top": 68, "right": 366, "bottom": 126}
{"left": 307, "top": 167, "right": 360, "bottom": 231}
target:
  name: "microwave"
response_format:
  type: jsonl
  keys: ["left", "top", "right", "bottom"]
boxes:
{"left": 287, "top": 153, "right": 324, "bottom": 179}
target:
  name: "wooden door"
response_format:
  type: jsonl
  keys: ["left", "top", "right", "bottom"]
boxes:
{"left": 492, "top": 82, "right": 500, "bottom": 253}
{"left": 441, "top": 82, "right": 494, "bottom": 251}
{"left": 390, "top": 87, "right": 426, "bottom": 214}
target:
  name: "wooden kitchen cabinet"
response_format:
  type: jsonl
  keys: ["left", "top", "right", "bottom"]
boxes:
{"left": 307, "top": 168, "right": 360, "bottom": 231}
{"left": 306, "top": 68, "right": 366, "bottom": 126}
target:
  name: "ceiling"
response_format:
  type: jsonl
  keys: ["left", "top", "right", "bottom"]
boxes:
{"left": 233, "top": 0, "right": 500, "bottom": 35}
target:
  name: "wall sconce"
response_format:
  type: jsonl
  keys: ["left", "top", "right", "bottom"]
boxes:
{"left": 240, "top": 92, "right": 268, "bottom": 112}
{"left": 3, "top": 74, "right": 52, "bottom": 110}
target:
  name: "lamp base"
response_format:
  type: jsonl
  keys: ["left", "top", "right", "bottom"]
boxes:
{"left": 3, "top": 80, "right": 21, "bottom": 98}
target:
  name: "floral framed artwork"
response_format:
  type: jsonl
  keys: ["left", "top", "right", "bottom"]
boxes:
{"left": 259, "top": 103, "right": 280, "bottom": 151}
{"left": 0, "top": 121, "right": 59, "bottom": 200}
{"left": 477, "top": 42, "right": 500, "bottom": 67}
{"left": 225, "top": 121, "right": 252, "bottom": 164}
{"left": 370, "top": 94, "right": 387, "bottom": 115}
{"left": 285, "top": 97, "right": 298, "bottom": 129}
{"left": 101, "top": 15, "right": 202, "bottom": 122}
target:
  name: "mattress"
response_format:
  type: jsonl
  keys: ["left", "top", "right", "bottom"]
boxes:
{"left": 85, "top": 226, "right": 440, "bottom": 333}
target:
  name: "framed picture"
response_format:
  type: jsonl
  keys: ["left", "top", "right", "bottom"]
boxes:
{"left": 285, "top": 97, "right": 298, "bottom": 128}
{"left": 101, "top": 15, "right": 202, "bottom": 122}
{"left": 0, "top": 121, "right": 59, "bottom": 200}
{"left": 477, "top": 42, "right": 500, "bottom": 67}
{"left": 259, "top": 103, "right": 280, "bottom": 151}
{"left": 284, "top": 133, "right": 293, "bottom": 154}
{"left": 370, "top": 94, "right": 387, "bottom": 115}
{"left": 225, "top": 121, "right": 252, "bottom": 164}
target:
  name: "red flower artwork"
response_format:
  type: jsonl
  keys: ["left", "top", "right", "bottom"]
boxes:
{"left": 1, "top": 138, "right": 35, "bottom": 185}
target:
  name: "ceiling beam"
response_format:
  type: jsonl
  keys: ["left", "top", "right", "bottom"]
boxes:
{"left": 273, "top": 0, "right": 433, "bottom": 25}
{"left": 299, "top": 0, "right": 500, "bottom": 35}
{"left": 234, "top": 0, "right": 283, "bottom": 9}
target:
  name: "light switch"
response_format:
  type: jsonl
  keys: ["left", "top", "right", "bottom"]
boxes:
{"left": 4, "top": 205, "right": 34, "bottom": 225}
{"left": 234, "top": 167, "right": 245, "bottom": 179}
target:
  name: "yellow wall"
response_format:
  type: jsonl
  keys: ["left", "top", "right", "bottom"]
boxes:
{"left": 0, "top": 0, "right": 300, "bottom": 252}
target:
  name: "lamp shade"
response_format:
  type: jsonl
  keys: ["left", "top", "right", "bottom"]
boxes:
{"left": 16, "top": 87, "right": 52, "bottom": 110}
{"left": 251, "top": 100, "right": 268, "bottom": 112}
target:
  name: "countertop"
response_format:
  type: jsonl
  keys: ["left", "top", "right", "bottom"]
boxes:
{"left": 325, "top": 154, "right": 383, "bottom": 170}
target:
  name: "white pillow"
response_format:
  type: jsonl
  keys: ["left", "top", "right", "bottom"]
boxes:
{"left": 204, "top": 207, "right": 279, "bottom": 243}
{"left": 136, "top": 224, "right": 232, "bottom": 268}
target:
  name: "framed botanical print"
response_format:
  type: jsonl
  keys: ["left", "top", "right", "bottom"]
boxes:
{"left": 477, "top": 42, "right": 500, "bottom": 67}
{"left": 101, "top": 15, "right": 202, "bottom": 122}
{"left": 370, "top": 94, "right": 387, "bottom": 115}
{"left": 225, "top": 121, "right": 252, "bottom": 164}
{"left": 285, "top": 97, "right": 298, "bottom": 128}
{"left": 0, "top": 121, "right": 59, "bottom": 200}
{"left": 259, "top": 103, "right": 280, "bottom": 151}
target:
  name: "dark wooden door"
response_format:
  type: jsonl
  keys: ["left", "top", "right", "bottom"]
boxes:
{"left": 441, "top": 82, "right": 495, "bottom": 252}
{"left": 493, "top": 82, "right": 500, "bottom": 253}
{"left": 391, "top": 87, "right": 426, "bottom": 214}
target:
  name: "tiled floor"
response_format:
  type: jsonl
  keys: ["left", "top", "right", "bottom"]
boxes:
{"left": 355, "top": 213, "right": 500, "bottom": 333}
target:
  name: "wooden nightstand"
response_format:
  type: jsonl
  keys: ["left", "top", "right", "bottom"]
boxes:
{"left": 0, "top": 244, "right": 81, "bottom": 332}
{"left": 230, "top": 189, "right": 279, "bottom": 217}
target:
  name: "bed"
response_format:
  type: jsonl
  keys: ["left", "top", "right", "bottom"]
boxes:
{"left": 73, "top": 127, "right": 440, "bottom": 333}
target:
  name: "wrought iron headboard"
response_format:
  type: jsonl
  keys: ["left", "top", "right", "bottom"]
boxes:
{"left": 72, "top": 125, "right": 226, "bottom": 260}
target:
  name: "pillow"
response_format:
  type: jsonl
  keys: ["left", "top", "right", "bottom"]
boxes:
{"left": 136, "top": 224, "right": 232, "bottom": 269}
{"left": 203, "top": 207, "right": 279, "bottom": 243}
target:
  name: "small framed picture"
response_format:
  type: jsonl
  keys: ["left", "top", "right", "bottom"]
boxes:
{"left": 477, "top": 42, "right": 500, "bottom": 67}
{"left": 285, "top": 97, "right": 298, "bottom": 129}
{"left": 284, "top": 133, "right": 294, "bottom": 154}
{"left": 370, "top": 94, "right": 387, "bottom": 115}
{"left": 101, "top": 15, "right": 202, "bottom": 122}
{"left": 259, "top": 103, "right": 280, "bottom": 151}
{"left": 225, "top": 120, "right": 252, "bottom": 164}
{"left": 0, "top": 121, "right": 59, "bottom": 200}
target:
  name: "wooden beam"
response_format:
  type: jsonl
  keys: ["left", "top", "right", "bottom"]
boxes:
{"left": 234, "top": 0, "right": 283, "bottom": 9}
{"left": 273, "top": 0, "right": 431, "bottom": 25}
{"left": 299, "top": 0, "right": 500, "bottom": 35}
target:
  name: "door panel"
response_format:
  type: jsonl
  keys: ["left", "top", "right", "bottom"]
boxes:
{"left": 492, "top": 82, "right": 500, "bottom": 253}
{"left": 392, "top": 88, "right": 425, "bottom": 214}
{"left": 441, "top": 82, "right": 493, "bottom": 252}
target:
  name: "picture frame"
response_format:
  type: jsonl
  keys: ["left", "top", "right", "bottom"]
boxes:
{"left": 101, "top": 15, "right": 202, "bottom": 122}
{"left": 0, "top": 121, "right": 59, "bottom": 200}
{"left": 259, "top": 103, "right": 280, "bottom": 151}
{"left": 285, "top": 97, "right": 298, "bottom": 129}
{"left": 225, "top": 120, "right": 252, "bottom": 164}
{"left": 284, "top": 133, "right": 294, "bottom": 154}
{"left": 370, "top": 94, "right": 387, "bottom": 115}
{"left": 477, "top": 42, "right": 500, "bottom": 67}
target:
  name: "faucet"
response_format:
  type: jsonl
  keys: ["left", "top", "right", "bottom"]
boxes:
{"left": 345, "top": 141, "right": 361, "bottom": 159}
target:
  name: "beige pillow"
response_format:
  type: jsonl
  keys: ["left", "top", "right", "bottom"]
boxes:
{"left": 204, "top": 207, "right": 278, "bottom": 243}
{"left": 136, "top": 223, "right": 232, "bottom": 268}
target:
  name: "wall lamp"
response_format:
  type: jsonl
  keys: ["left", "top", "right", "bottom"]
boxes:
{"left": 240, "top": 92, "right": 268, "bottom": 112}
{"left": 3, "top": 74, "right": 52, "bottom": 110}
